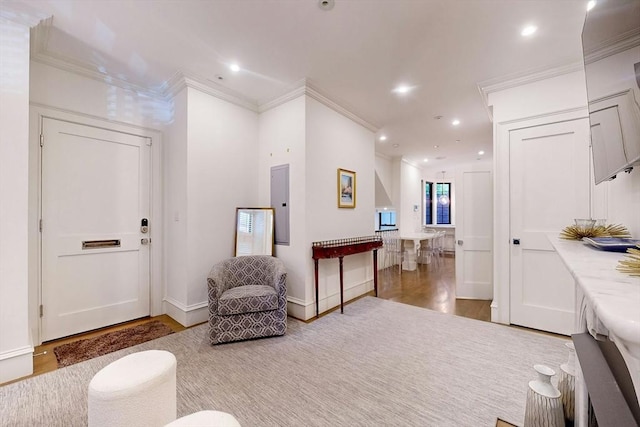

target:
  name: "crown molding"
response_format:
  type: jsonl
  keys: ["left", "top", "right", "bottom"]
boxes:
{"left": 30, "top": 18, "right": 165, "bottom": 100}
{"left": 304, "top": 80, "right": 379, "bottom": 132}
{"left": 375, "top": 152, "right": 393, "bottom": 161}
{"left": 29, "top": 16, "right": 51, "bottom": 57}
{"left": 257, "top": 78, "right": 307, "bottom": 112}
{"left": 0, "top": 6, "right": 48, "bottom": 27}
{"left": 584, "top": 29, "right": 640, "bottom": 65}
{"left": 28, "top": 18, "right": 380, "bottom": 127}
{"left": 163, "top": 71, "right": 259, "bottom": 112}
{"left": 476, "top": 61, "right": 584, "bottom": 122}
{"left": 479, "top": 61, "right": 584, "bottom": 101}
{"left": 258, "top": 78, "right": 379, "bottom": 132}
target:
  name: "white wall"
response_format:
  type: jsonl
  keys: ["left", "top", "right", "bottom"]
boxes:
{"left": 305, "top": 96, "right": 376, "bottom": 318}
{"left": 375, "top": 153, "right": 394, "bottom": 210}
{"left": 0, "top": 18, "right": 33, "bottom": 383}
{"left": 257, "top": 96, "right": 307, "bottom": 315}
{"left": 185, "top": 87, "right": 259, "bottom": 306}
{"left": 489, "top": 71, "right": 589, "bottom": 123}
{"left": 399, "top": 160, "right": 423, "bottom": 233}
{"left": 29, "top": 62, "right": 172, "bottom": 128}
{"left": 164, "top": 86, "right": 259, "bottom": 325}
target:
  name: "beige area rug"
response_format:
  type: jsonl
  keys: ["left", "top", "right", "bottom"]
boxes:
{"left": 3, "top": 297, "right": 568, "bottom": 426}
{"left": 53, "top": 320, "right": 174, "bottom": 367}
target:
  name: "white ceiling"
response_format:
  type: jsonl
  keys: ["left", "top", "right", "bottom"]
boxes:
{"left": 2, "top": 0, "right": 592, "bottom": 171}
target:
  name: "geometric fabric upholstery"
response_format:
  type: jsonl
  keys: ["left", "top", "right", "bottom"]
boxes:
{"left": 218, "top": 285, "right": 278, "bottom": 316}
{"left": 208, "top": 255, "right": 287, "bottom": 345}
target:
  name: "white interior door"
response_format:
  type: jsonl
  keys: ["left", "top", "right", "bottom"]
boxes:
{"left": 455, "top": 169, "right": 493, "bottom": 299}
{"left": 509, "top": 118, "right": 590, "bottom": 335}
{"left": 41, "top": 118, "right": 151, "bottom": 341}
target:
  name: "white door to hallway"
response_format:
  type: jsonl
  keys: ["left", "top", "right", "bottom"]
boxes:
{"left": 509, "top": 118, "right": 590, "bottom": 335}
{"left": 41, "top": 118, "right": 151, "bottom": 341}
{"left": 455, "top": 169, "right": 493, "bottom": 299}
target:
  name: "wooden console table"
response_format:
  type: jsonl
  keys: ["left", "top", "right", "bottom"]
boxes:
{"left": 311, "top": 236, "right": 383, "bottom": 317}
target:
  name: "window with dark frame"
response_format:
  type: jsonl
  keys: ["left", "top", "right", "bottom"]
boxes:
{"left": 379, "top": 211, "right": 396, "bottom": 227}
{"left": 424, "top": 182, "right": 433, "bottom": 225}
{"left": 436, "top": 183, "right": 451, "bottom": 224}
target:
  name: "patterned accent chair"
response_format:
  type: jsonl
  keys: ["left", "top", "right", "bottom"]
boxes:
{"left": 207, "top": 255, "right": 287, "bottom": 345}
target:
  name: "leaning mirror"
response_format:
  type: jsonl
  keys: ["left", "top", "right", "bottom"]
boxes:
{"left": 234, "top": 207, "right": 275, "bottom": 256}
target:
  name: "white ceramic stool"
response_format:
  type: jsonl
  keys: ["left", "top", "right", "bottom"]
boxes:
{"left": 88, "top": 350, "right": 177, "bottom": 427}
{"left": 165, "top": 410, "right": 241, "bottom": 427}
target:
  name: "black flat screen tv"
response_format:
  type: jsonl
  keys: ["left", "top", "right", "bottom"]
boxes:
{"left": 582, "top": 0, "right": 640, "bottom": 184}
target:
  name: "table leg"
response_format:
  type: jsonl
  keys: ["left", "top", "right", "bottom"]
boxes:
{"left": 314, "top": 258, "right": 319, "bottom": 318}
{"left": 373, "top": 249, "right": 379, "bottom": 297}
{"left": 339, "top": 256, "right": 344, "bottom": 314}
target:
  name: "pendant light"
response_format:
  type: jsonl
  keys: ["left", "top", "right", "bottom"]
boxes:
{"left": 438, "top": 171, "right": 450, "bottom": 206}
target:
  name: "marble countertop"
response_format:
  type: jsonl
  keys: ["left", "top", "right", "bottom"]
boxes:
{"left": 549, "top": 236, "right": 640, "bottom": 351}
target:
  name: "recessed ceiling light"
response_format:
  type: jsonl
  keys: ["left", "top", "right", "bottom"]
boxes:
{"left": 379, "top": 135, "right": 387, "bottom": 141}
{"left": 455, "top": 139, "right": 461, "bottom": 143}
{"left": 393, "top": 144, "right": 399, "bottom": 148}
{"left": 392, "top": 85, "right": 413, "bottom": 95}
{"left": 452, "top": 119, "right": 460, "bottom": 126}
{"left": 229, "top": 63, "right": 240, "bottom": 72}
{"left": 478, "top": 150, "right": 485, "bottom": 155}
{"left": 434, "top": 145, "right": 439, "bottom": 148}
{"left": 587, "top": 0, "right": 596, "bottom": 11}
{"left": 318, "top": 0, "right": 335, "bottom": 11}
{"left": 423, "top": 158, "right": 429, "bottom": 162}
{"left": 521, "top": 25, "right": 537, "bottom": 37}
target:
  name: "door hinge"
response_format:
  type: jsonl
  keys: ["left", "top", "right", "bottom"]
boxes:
{"left": 39, "top": 219, "right": 42, "bottom": 232}
{"left": 40, "top": 134, "right": 44, "bottom": 147}
{"left": 39, "top": 305, "right": 44, "bottom": 317}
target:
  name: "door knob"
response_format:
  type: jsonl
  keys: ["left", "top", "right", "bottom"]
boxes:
{"left": 457, "top": 240, "right": 463, "bottom": 246}
{"left": 141, "top": 238, "right": 150, "bottom": 245}
{"left": 513, "top": 238, "right": 520, "bottom": 245}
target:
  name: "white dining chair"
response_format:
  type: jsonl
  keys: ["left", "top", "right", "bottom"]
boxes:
{"left": 383, "top": 231, "right": 404, "bottom": 274}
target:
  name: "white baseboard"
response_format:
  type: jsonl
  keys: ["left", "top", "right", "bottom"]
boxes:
{"left": 287, "top": 279, "right": 374, "bottom": 321}
{"left": 0, "top": 345, "right": 34, "bottom": 384}
{"left": 163, "top": 297, "right": 208, "bottom": 327}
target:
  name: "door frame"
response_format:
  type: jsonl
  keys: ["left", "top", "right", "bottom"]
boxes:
{"left": 29, "top": 104, "right": 164, "bottom": 345}
{"left": 492, "top": 106, "right": 589, "bottom": 326}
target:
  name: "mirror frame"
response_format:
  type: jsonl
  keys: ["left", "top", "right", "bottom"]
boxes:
{"left": 234, "top": 207, "right": 275, "bottom": 257}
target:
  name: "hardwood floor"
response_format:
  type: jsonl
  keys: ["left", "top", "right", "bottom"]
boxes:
{"left": 11, "top": 254, "right": 487, "bottom": 385}
{"left": 12, "top": 315, "right": 187, "bottom": 385}
{"left": 376, "top": 255, "right": 491, "bottom": 322}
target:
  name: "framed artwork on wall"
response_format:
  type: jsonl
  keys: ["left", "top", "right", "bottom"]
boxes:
{"left": 337, "top": 168, "right": 356, "bottom": 208}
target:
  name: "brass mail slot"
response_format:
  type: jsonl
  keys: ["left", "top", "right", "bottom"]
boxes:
{"left": 82, "top": 239, "right": 121, "bottom": 249}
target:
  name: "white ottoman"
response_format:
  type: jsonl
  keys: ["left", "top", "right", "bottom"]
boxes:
{"left": 165, "top": 411, "right": 241, "bottom": 427}
{"left": 88, "top": 350, "right": 177, "bottom": 427}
